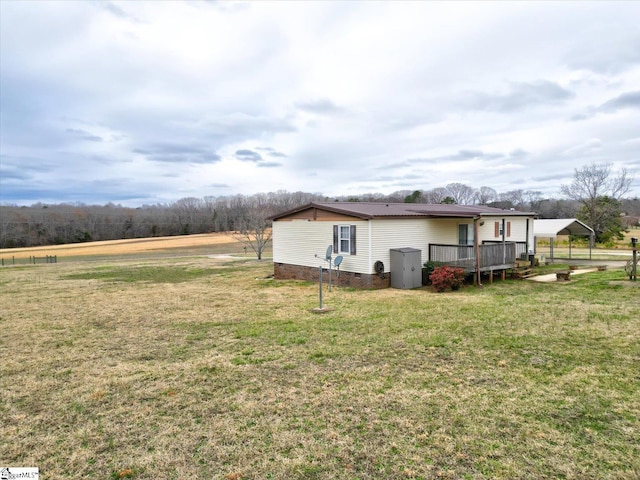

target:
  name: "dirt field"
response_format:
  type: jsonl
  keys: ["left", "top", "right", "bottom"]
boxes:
{"left": 0, "top": 232, "right": 241, "bottom": 258}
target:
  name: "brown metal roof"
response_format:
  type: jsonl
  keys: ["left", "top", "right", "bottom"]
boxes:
{"left": 271, "top": 202, "right": 535, "bottom": 220}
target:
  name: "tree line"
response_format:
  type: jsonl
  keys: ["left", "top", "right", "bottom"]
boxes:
{"left": 0, "top": 191, "right": 326, "bottom": 248}
{"left": 1, "top": 164, "right": 638, "bottom": 249}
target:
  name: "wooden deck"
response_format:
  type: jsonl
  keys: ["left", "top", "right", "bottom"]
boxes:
{"left": 429, "top": 242, "right": 520, "bottom": 273}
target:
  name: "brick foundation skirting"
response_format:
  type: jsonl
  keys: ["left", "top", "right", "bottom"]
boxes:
{"left": 274, "top": 262, "right": 390, "bottom": 289}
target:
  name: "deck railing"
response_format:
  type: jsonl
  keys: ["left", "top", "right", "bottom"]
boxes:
{"left": 429, "top": 242, "right": 519, "bottom": 272}
{"left": 482, "top": 241, "right": 528, "bottom": 260}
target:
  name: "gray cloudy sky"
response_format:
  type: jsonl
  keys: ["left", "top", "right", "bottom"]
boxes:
{"left": 1, "top": 1, "right": 639, "bottom": 206}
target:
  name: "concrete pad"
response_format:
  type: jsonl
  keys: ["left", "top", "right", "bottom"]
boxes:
{"left": 528, "top": 268, "right": 597, "bottom": 283}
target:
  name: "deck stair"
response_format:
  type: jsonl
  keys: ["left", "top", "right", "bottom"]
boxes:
{"left": 510, "top": 260, "right": 537, "bottom": 279}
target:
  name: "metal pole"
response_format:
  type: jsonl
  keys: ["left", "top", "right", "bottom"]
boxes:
{"left": 474, "top": 217, "right": 482, "bottom": 287}
{"left": 632, "top": 238, "right": 638, "bottom": 281}
{"left": 502, "top": 219, "right": 506, "bottom": 264}
{"left": 328, "top": 261, "right": 332, "bottom": 292}
{"left": 318, "top": 265, "right": 323, "bottom": 309}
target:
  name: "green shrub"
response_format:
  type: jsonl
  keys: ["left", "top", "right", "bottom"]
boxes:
{"left": 422, "top": 261, "right": 437, "bottom": 285}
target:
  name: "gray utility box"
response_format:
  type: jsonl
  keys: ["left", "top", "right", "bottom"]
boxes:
{"left": 390, "top": 247, "right": 422, "bottom": 289}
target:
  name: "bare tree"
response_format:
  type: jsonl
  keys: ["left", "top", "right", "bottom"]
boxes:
{"left": 499, "top": 189, "right": 526, "bottom": 210}
{"left": 476, "top": 186, "right": 498, "bottom": 205}
{"left": 445, "top": 183, "right": 476, "bottom": 205}
{"left": 561, "top": 163, "right": 632, "bottom": 203}
{"left": 523, "top": 190, "right": 543, "bottom": 212}
{"left": 560, "top": 162, "right": 633, "bottom": 242}
{"left": 424, "top": 187, "right": 448, "bottom": 204}
{"left": 233, "top": 208, "right": 272, "bottom": 260}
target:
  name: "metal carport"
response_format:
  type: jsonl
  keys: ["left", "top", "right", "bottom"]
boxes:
{"left": 534, "top": 219, "right": 595, "bottom": 261}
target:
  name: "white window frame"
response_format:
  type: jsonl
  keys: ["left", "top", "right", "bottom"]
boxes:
{"left": 458, "top": 223, "right": 474, "bottom": 245}
{"left": 338, "top": 225, "right": 351, "bottom": 254}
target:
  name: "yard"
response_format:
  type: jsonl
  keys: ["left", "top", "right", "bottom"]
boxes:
{"left": 1, "top": 243, "right": 639, "bottom": 479}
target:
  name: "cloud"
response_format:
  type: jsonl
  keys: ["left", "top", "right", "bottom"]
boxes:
{"left": 509, "top": 149, "right": 529, "bottom": 159}
{"left": 562, "top": 138, "right": 602, "bottom": 156}
{"left": 235, "top": 149, "right": 262, "bottom": 162}
{"left": 66, "top": 128, "right": 103, "bottom": 142}
{"left": 572, "top": 91, "right": 640, "bottom": 121}
{"left": 566, "top": 29, "right": 640, "bottom": 74}
{"left": 255, "top": 146, "right": 287, "bottom": 157}
{"left": 0, "top": 1, "right": 639, "bottom": 204}
{"left": 0, "top": 165, "right": 31, "bottom": 182}
{"left": 409, "top": 150, "right": 505, "bottom": 165}
{"left": 596, "top": 91, "right": 640, "bottom": 113}
{"left": 134, "top": 144, "right": 222, "bottom": 164}
{"left": 257, "top": 161, "right": 282, "bottom": 168}
{"left": 99, "top": 2, "right": 138, "bottom": 21}
{"left": 295, "top": 98, "right": 344, "bottom": 115}
{"left": 460, "top": 80, "right": 574, "bottom": 113}
{"left": 235, "top": 148, "right": 283, "bottom": 167}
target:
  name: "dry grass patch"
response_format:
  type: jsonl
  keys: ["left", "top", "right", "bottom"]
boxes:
{"left": 1, "top": 259, "right": 639, "bottom": 479}
{"left": 0, "top": 232, "right": 244, "bottom": 259}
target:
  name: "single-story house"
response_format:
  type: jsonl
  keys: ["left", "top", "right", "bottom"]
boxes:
{"left": 270, "top": 202, "right": 536, "bottom": 288}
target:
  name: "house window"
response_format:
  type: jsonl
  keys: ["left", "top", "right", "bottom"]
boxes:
{"left": 340, "top": 226, "right": 350, "bottom": 253}
{"left": 458, "top": 223, "right": 474, "bottom": 260}
{"left": 458, "top": 224, "right": 474, "bottom": 245}
{"left": 333, "top": 225, "right": 357, "bottom": 255}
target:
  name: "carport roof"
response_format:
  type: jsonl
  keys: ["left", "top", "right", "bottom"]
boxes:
{"left": 534, "top": 218, "right": 594, "bottom": 238}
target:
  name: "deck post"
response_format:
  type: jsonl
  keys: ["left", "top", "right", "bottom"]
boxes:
{"left": 474, "top": 217, "right": 482, "bottom": 286}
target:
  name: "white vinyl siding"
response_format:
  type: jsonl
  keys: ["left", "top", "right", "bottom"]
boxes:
{"left": 272, "top": 220, "right": 369, "bottom": 273}
{"left": 477, "top": 216, "right": 530, "bottom": 244}
{"left": 369, "top": 219, "right": 434, "bottom": 273}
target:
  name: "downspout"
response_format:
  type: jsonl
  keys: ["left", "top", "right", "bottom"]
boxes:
{"left": 474, "top": 216, "right": 482, "bottom": 286}
{"left": 368, "top": 219, "right": 372, "bottom": 274}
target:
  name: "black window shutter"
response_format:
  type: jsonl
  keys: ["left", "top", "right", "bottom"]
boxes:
{"left": 350, "top": 225, "right": 356, "bottom": 255}
{"left": 333, "top": 225, "right": 339, "bottom": 253}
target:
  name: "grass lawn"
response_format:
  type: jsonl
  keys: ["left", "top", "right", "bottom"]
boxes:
{"left": 1, "top": 254, "right": 639, "bottom": 479}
